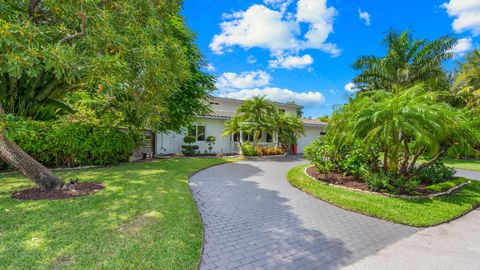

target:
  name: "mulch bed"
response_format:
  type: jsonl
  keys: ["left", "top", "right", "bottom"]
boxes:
{"left": 12, "top": 182, "right": 105, "bottom": 200}
{"left": 306, "top": 166, "right": 371, "bottom": 191}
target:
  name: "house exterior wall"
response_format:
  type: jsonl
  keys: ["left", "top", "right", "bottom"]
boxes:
{"left": 297, "top": 126, "right": 325, "bottom": 154}
{"left": 156, "top": 118, "right": 235, "bottom": 155}
{"left": 155, "top": 97, "right": 324, "bottom": 155}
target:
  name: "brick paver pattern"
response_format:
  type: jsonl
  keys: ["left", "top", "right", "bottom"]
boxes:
{"left": 190, "top": 158, "right": 419, "bottom": 270}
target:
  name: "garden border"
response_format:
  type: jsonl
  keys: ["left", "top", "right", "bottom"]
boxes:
{"left": 304, "top": 166, "right": 471, "bottom": 199}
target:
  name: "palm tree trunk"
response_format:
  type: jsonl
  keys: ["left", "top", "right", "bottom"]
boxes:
{"left": 0, "top": 104, "right": 64, "bottom": 190}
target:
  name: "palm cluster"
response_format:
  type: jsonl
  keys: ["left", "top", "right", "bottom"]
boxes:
{"left": 223, "top": 96, "right": 305, "bottom": 149}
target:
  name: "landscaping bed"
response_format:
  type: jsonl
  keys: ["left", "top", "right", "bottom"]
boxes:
{"left": 11, "top": 182, "right": 105, "bottom": 200}
{"left": 306, "top": 166, "right": 469, "bottom": 197}
{"left": 289, "top": 164, "right": 480, "bottom": 227}
{"left": 0, "top": 158, "right": 233, "bottom": 269}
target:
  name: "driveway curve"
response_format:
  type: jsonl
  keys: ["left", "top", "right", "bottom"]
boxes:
{"left": 190, "top": 158, "right": 418, "bottom": 270}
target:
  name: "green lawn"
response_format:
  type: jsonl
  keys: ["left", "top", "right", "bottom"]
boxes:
{"left": 288, "top": 165, "right": 480, "bottom": 227}
{"left": 0, "top": 158, "right": 231, "bottom": 269}
{"left": 432, "top": 158, "right": 480, "bottom": 171}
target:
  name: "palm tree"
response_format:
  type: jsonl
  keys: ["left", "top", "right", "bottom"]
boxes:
{"left": 352, "top": 30, "right": 456, "bottom": 92}
{"left": 275, "top": 112, "right": 305, "bottom": 150}
{"left": 236, "top": 96, "right": 278, "bottom": 145}
{"left": 454, "top": 49, "right": 480, "bottom": 110}
{"left": 329, "top": 84, "right": 479, "bottom": 177}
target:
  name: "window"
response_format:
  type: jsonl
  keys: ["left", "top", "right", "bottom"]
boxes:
{"left": 233, "top": 132, "right": 240, "bottom": 142}
{"left": 320, "top": 131, "right": 326, "bottom": 136}
{"left": 187, "top": 126, "right": 206, "bottom": 141}
{"left": 266, "top": 133, "right": 273, "bottom": 142}
{"left": 197, "top": 126, "right": 205, "bottom": 141}
{"left": 279, "top": 109, "right": 286, "bottom": 113}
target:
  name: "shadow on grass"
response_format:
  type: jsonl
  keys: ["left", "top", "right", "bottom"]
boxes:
{"left": 0, "top": 158, "right": 225, "bottom": 269}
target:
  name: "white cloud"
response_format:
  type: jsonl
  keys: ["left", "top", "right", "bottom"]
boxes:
{"left": 269, "top": 54, "right": 314, "bottom": 69}
{"left": 247, "top": 55, "right": 258, "bottom": 64}
{"left": 344, "top": 82, "right": 357, "bottom": 93}
{"left": 358, "top": 8, "right": 371, "bottom": 26}
{"left": 210, "top": 5, "right": 300, "bottom": 54}
{"left": 206, "top": 64, "right": 215, "bottom": 72}
{"left": 210, "top": 0, "right": 340, "bottom": 58}
{"left": 443, "top": 0, "right": 480, "bottom": 35}
{"left": 216, "top": 70, "right": 271, "bottom": 90}
{"left": 449, "top": 37, "right": 474, "bottom": 56}
{"left": 220, "top": 87, "right": 325, "bottom": 105}
{"left": 296, "top": 0, "right": 339, "bottom": 56}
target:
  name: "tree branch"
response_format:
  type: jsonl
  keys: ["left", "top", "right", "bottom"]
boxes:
{"left": 407, "top": 147, "right": 425, "bottom": 172}
{"left": 416, "top": 150, "right": 447, "bottom": 171}
{"left": 28, "top": 0, "right": 42, "bottom": 21}
{"left": 60, "top": 12, "right": 87, "bottom": 44}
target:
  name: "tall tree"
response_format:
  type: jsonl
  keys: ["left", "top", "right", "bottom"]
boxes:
{"left": 0, "top": 0, "right": 213, "bottom": 190}
{"left": 453, "top": 49, "right": 480, "bottom": 111}
{"left": 352, "top": 30, "right": 456, "bottom": 91}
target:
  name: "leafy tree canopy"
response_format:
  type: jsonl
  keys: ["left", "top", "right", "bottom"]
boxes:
{"left": 0, "top": 0, "right": 213, "bottom": 130}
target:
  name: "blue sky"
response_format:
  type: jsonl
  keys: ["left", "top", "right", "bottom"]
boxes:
{"left": 182, "top": 0, "right": 480, "bottom": 117}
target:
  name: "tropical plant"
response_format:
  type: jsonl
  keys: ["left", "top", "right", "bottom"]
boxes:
{"left": 453, "top": 49, "right": 480, "bottom": 111}
{"left": 275, "top": 112, "right": 305, "bottom": 150}
{"left": 0, "top": 0, "right": 213, "bottom": 190}
{"left": 240, "top": 142, "right": 257, "bottom": 156}
{"left": 352, "top": 30, "right": 456, "bottom": 92}
{"left": 328, "top": 84, "right": 480, "bottom": 179}
{"left": 206, "top": 135, "right": 216, "bottom": 154}
{"left": 235, "top": 96, "right": 278, "bottom": 145}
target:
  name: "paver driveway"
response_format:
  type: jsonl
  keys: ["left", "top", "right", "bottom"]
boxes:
{"left": 189, "top": 158, "right": 418, "bottom": 270}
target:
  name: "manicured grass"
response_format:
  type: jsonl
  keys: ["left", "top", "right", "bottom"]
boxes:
{"left": 0, "top": 158, "right": 232, "bottom": 269}
{"left": 288, "top": 165, "right": 480, "bottom": 227}
{"left": 433, "top": 158, "right": 480, "bottom": 172}
{"left": 424, "top": 178, "right": 468, "bottom": 193}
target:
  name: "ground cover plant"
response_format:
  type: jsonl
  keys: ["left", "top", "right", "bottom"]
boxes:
{"left": 0, "top": 158, "right": 230, "bottom": 269}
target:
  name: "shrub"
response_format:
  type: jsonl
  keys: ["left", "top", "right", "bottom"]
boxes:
{"left": 254, "top": 146, "right": 284, "bottom": 156}
{"left": 363, "top": 172, "right": 391, "bottom": 192}
{"left": 418, "top": 161, "right": 456, "bottom": 184}
{"left": 241, "top": 143, "right": 257, "bottom": 156}
{"left": 1, "top": 120, "right": 138, "bottom": 170}
{"left": 181, "top": 135, "right": 199, "bottom": 156}
{"left": 206, "top": 136, "right": 216, "bottom": 153}
{"left": 304, "top": 138, "right": 340, "bottom": 173}
{"left": 339, "top": 150, "right": 369, "bottom": 181}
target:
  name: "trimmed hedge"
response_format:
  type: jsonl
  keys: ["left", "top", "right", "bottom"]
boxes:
{"left": 1, "top": 120, "right": 139, "bottom": 170}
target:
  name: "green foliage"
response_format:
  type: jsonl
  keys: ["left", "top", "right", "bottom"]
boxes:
{"left": 240, "top": 142, "right": 257, "bottom": 156}
{"left": 363, "top": 172, "right": 392, "bottom": 192}
{"left": 339, "top": 150, "right": 369, "bottom": 181}
{"left": 353, "top": 30, "right": 456, "bottom": 91}
{"left": 206, "top": 135, "right": 216, "bottom": 153}
{"left": 304, "top": 138, "right": 338, "bottom": 177}
{"left": 222, "top": 96, "right": 305, "bottom": 150}
{"left": 418, "top": 161, "right": 456, "bottom": 184}
{"left": 0, "top": 120, "right": 138, "bottom": 170}
{"left": 276, "top": 112, "right": 305, "bottom": 149}
{"left": 0, "top": 0, "right": 213, "bottom": 132}
{"left": 453, "top": 49, "right": 480, "bottom": 111}
{"left": 181, "top": 135, "right": 198, "bottom": 156}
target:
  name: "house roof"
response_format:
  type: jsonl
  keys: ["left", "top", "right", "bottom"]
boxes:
{"left": 204, "top": 109, "right": 327, "bottom": 128}
{"left": 208, "top": 96, "right": 303, "bottom": 109}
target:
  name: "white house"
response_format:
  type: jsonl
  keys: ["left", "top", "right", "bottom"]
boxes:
{"left": 155, "top": 97, "right": 326, "bottom": 155}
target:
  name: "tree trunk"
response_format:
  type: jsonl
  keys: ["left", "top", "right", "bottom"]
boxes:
{"left": 383, "top": 147, "right": 389, "bottom": 174}
{"left": 0, "top": 103, "right": 64, "bottom": 190}
{"left": 0, "top": 134, "right": 64, "bottom": 190}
